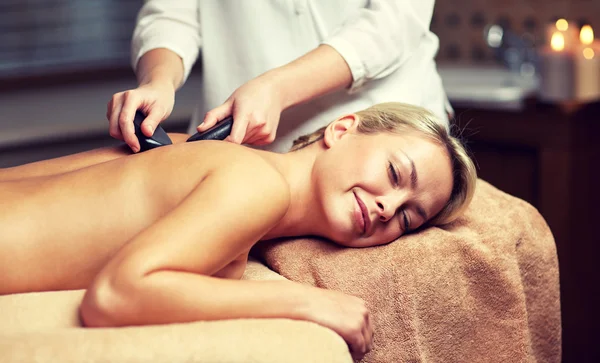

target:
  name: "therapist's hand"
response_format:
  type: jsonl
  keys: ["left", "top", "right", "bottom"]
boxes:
{"left": 199, "top": 45, "right": 351, "bottom": 145}
{"left": 198, "top": 74, "right": 284, "bottom": 145}
{"left": 107, "top": 81, "right": 175, "bottom": 152}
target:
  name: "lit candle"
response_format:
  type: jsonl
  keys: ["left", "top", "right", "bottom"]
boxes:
{"left": 552, "top": 31, "right": 565, "bottom": 50}
{"left": 578, "top": 25, "right": 600, "bottom": 52}
{"left": 574, "top": 25, "right": 600, "bottom": 102}
{"left": 546, "top": 19, "right": 578, "bottom": 50}
{"left": 538, "top": 31, "right": 575, "bottom": 102}
{"left": 580, "top": 25, "right": 595, "bottom": 45}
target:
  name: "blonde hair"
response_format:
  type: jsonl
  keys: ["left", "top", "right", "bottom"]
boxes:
{"left": 291, "top": 102, "right": 477, "bottom": 226}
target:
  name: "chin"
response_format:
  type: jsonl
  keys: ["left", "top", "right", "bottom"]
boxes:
{"left": 319, "top": 192, "right": 363, "bottom": 246}
{"left": 323, "top": 215, "right": 355, "bottom": 246}
{"left": 334, "top": 222, "right": 364, "bottom": 247}
{"left": 332, "top": 238, "right": 358, "bottom": 247}
{"left": 325, "top": 227, "right": 353, "bottom": 247}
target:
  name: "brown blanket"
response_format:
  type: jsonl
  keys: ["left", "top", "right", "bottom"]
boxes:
{"left": 253, "top": 180, "right": 561, "bottom": 363}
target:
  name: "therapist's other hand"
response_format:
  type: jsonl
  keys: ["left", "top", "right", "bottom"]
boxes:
{"left": 107, "top": 81, "right": 175, "bottom": 152}
{"left": 198, "top": 76, "right": 284, "bottom": 145}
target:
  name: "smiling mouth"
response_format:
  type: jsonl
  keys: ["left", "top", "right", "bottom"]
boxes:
{"left": 353, "top": 191, "right": 369, "bottom": 235}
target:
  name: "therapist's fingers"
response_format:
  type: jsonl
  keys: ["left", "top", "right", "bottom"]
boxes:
{"left": 241, "top": 126, "right": 261, "bottom": 145}
{"left": 199, "top": 102, "right": 232, "bottom": 132}
{"left": 107, "top": 94, "right": 124, "bottom": 141}
{"left": 119, "top": 92, "right": 142, "bottom": 153}
{"left": 256, "top": 121, "right": 278, "bottom": 145}
{"left": 140, "top": 106, "right": 166, "bottom": 137}
{"left": 244, "top": 124, "right": 276, "bottom": 146}
{"left": 227, "top": 111, "right": 249, "bottom": 145}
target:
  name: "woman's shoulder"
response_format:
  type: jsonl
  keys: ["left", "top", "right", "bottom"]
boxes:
{"left": 180, "top": 139, "right": 290, "bottom": 204}
{"left": 166, "top": 133, "right": 287, "bottom": 180}
{"left": 200, "top": 141, "right": 291, "bottom": 219}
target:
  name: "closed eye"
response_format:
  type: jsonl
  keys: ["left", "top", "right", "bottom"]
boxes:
{"left": 396, "top": 209, "right": 411, "bottom": 234}
{"left": 402, "top": 210, "right": 410, "bottom": 232}
{"left": 388, "top": 162, "right": 399, "bottom": 186}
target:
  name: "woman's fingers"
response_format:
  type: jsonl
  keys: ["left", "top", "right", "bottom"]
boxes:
{"left": 349, "top": 331, "right": 367, "bottom": 361}
{"left": 345, "top": 300, "right": 371, "bottom": 361}
{"left": 363, "top": 314, "right": 374, "bottom": 353}
{"left": 302, "top": 288, "right": 374, "bottom": 362}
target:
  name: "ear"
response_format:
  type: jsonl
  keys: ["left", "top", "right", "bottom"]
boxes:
{"left": 323, "top": 114, "right": 359, "bottom": 148}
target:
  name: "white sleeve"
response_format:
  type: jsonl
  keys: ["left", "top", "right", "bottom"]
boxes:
{"left": 131, "top": 0, "right": 202, "bottom": 83}
{"left": 322, "top": 0, "right": 434, "bottom": 93}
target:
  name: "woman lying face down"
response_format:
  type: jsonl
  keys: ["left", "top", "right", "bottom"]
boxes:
{"left": 0, "top": 102, "right": 476, "bottom": 360}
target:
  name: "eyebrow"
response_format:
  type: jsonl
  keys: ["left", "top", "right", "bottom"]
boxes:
{"left": 400, "top": 150, "right": 428, "bottom": 221}
{"left": 416, "top": 205, "right": 428, "bottom": 222}
{"left": 407, "top": 156, "right": 418, "bottom": 190}
{"left": 398, "top": 149, "right": 418, "bottom": 190}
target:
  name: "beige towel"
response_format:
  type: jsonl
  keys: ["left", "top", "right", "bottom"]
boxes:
{"left": 253, "top": 180, "right": 561, "bottom": 363}
{"left": 0, "top": 258, "right": 352, "bottom": 363}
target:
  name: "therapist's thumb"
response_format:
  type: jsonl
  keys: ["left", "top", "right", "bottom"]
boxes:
{"left": 199, "top": 102, "right": 232, "bottom": 132}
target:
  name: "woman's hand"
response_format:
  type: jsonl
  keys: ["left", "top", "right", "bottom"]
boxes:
{"left": 107, "top": 81, "right": 175, "bottom": 152}
{"left": 197, "top": 73, "right": 284, "bottom": 146}
{"left": 302, "top": 286, "right": 374, "bottom": 361}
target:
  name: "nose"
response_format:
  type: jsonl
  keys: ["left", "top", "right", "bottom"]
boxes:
{"left": 376, "top": 200, "right": 393, "bottom": 222}
{"left": 376, "top": 193, "right": 406, "bottom": 222}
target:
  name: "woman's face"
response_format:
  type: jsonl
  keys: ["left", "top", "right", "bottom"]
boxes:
{"left": 313, "top": 116, "right": 453, "bottom": 247}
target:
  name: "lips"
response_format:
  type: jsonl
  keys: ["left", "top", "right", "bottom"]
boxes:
{"left": 354, "top": 191, "right": 371, "bottom": 235}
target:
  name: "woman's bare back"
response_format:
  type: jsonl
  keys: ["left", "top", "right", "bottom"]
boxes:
{"left": 0, "top": 137, "right": 268, "bottom": 294}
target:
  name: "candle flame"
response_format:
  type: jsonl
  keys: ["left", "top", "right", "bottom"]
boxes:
{"left": 583, "top": 47, "right": 595, "bottom": 60}
{"left": 551, "top": 32, "right": 565, "bottom": 51}
{"left": 580, "top": 25, "right": 594, "bottom": 45}
{"left": 556, "top": 19, "right": 569, "bottom": 31}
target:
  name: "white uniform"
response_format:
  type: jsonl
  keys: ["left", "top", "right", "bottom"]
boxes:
{"left": 132, "top": 0, "right": 448, "bottom": 152}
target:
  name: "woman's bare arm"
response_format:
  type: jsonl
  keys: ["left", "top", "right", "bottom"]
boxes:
{"left": 80, "top": 151, "right": 298, "bottom": 326}
{"left": 0, "top": 133, "right": 189, "bottom": 182}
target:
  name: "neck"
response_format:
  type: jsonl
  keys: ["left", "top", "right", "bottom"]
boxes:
{"left": 254, "top": 143, "right": 326, "bottom": 240}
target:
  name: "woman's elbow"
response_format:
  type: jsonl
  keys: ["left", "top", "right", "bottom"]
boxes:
{"left": 79, "top": 275, "right": 138, "bottom": 328}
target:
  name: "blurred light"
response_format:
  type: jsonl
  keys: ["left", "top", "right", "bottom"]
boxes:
{"left": 580, "top": 25, "right": 594, "bottom": 45}
{"left": 556, "top": 19, "right": 569, "bottom": 31}
{"left": 486, "top": 25, "right": 503, "bottom": 48}
{"left": 551, "top": 32, "right": 565, "bottom": 51}
{"left": 583, "top": 47, "right": 595, "bottom": 60}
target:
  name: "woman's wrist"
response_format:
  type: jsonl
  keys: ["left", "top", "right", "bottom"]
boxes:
{"left": 284, "top": 283, "right": 326, "bottom": 322}
{"left": 265, "top": 280, "right": 319, "bottom": 321}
